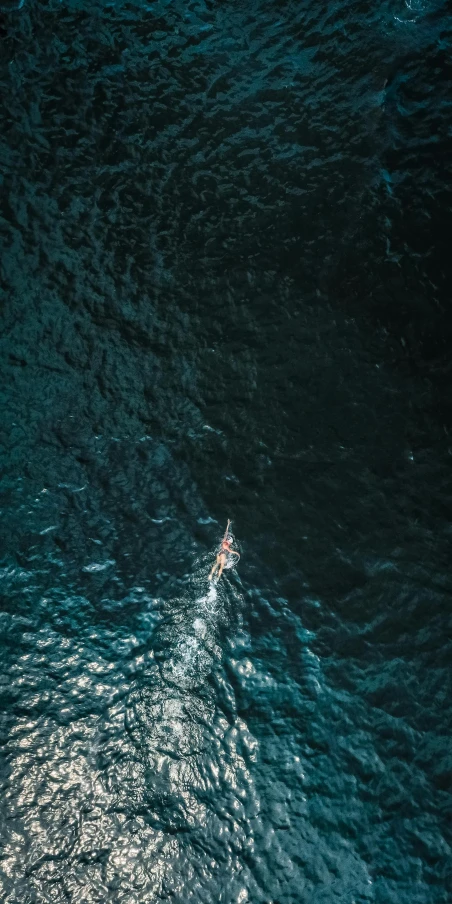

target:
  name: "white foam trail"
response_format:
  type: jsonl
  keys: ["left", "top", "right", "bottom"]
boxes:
{"left": 126, "top": 552, "right": 248, "bottom": 823}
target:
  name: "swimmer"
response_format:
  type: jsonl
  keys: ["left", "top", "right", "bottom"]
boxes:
{"left": 209, "top": 519, "right": 240, "bottom": 581}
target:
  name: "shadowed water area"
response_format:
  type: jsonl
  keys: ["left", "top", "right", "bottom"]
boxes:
{"left": 1, "top": 0, "right": 452, "bottom": 902}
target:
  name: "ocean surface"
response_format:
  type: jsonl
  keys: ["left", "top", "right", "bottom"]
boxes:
{"left": 1, "top": 1, "right": 452, "bottom": 902}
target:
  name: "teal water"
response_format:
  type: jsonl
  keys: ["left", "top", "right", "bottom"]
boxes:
{"left": 1, "top": 1, "right": 452, "bottom": 902}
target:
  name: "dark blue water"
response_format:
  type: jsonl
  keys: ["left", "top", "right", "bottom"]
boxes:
{"left": 1, "top": 1, "right": 452, "bottom": 902}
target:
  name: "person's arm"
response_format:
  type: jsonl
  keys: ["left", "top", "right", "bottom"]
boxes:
{"left": 223, "top": 519, "right": 231, "bottom": 542}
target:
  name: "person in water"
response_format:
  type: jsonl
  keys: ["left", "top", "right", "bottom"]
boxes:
{"left": 209, "top": 519, "right": 240, "bottom": 580}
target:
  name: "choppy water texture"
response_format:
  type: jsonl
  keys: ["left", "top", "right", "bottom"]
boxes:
{"left": 1, "top": 0, "right": 452, "bottom": 901}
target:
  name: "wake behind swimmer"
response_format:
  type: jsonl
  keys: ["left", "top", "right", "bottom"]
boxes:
{"left": 209, "top": 519, "right": 240, "bottom": 581}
